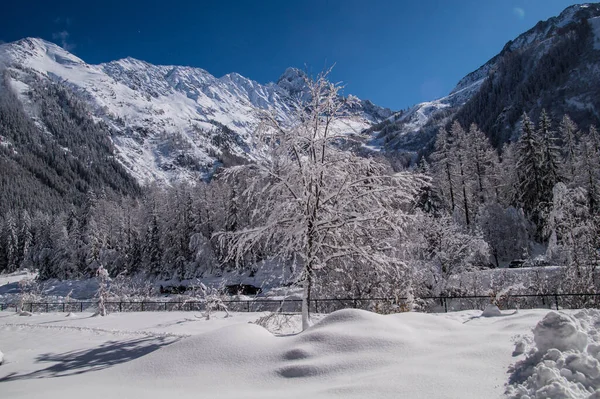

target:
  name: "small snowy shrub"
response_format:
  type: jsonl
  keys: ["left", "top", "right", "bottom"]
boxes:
{"left": 95, "top": 265, "right": 111, "bottom": 316}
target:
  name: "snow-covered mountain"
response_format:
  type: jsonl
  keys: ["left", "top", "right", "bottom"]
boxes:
{"left": 0, "top": 38, "right": 391, "bottom": 184}
{"left": 370, "top": 3, "right": 600, "bottom": 153}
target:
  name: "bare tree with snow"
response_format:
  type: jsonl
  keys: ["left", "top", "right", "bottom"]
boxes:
{"left": 216, "top": 68, "right": 425, "bottom": 330}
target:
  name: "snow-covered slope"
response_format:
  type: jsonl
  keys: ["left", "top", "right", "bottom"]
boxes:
{"left": 0, "top": 39, "right": 390, "bottom": 184}
{"left": 370, "top": 3, "right": 600, "bottom": 153}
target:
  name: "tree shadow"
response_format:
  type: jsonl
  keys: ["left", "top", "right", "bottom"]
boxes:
{"left": 0, "top": 281, "right": 20, "bottom": 295}
{"left": 0, "top": 336, "right": 178, "bottom": 382}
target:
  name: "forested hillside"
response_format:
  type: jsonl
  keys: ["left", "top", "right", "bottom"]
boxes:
{"left": 368, "top": 3, "right": 600, "bottom": 156}
{"left": 0, "top": 73, "right": 139, "bottom": 215}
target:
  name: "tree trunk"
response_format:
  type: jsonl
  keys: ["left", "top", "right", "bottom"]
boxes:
{"left": 301, "top": 265, "right": 313, "bottom": 331}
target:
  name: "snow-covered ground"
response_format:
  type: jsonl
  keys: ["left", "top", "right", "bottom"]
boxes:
{"left": 3, "top": 307, "right": 599, "bottom": 398}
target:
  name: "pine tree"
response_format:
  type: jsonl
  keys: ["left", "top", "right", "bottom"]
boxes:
{"left": 430, "top": 127, "right": 456, "bottom": 212}
{"left": 575, "top": 125, "right": 600, "bottom": 214}
{"left": 4, "top": 212, "right": 19, "bottom": 273}
{"left": 17, "top": 210, "right": 33, "bottom": 267}
{"left": 558, "top": 114, "right": 579, "bottom": 185}
{"left": 144, "top": 208, "right": 162, "bottom": 277}
{"left": 516, "top": 113, "right": 545, "bottom": 233}
{"left": 538, "top": 110, "right": 562, "bottom": 193}
{"left": 451, "top": 121, "right": 472, "bottom": 226}
{"left": 466, "top": 123, "right": 500, "bottom": 205}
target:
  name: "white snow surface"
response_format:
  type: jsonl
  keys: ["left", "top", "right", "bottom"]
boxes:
{"left": 0, "top": 307, "right": 583, "bottom": 398}
{"left": 506, "top": 310, "right": 600, "bottom": 398}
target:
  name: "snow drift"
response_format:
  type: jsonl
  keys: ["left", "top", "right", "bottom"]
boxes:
{"left": 507, "top": 310, "right": 600, "bottom": 398}
{"left": 1, "top": 308, "right": 524, "bottom": 398}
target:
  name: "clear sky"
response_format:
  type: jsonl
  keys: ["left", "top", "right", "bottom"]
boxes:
{"left": 0, "top": 0, "right": 585, "bottom": 110}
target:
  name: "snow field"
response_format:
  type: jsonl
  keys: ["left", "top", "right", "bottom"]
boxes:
{"left": 0, "top": 307, "right": 573, "bottom": 398}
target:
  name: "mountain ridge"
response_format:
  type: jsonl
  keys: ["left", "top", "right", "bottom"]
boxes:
{"left": 370, "top": 2, "right": 600, "bottom": 154}
{"left": 0, "top": 37, "right": 391, "bottom": 184}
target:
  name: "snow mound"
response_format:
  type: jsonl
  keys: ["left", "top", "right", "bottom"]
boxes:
{"left": 506, "top": 310, "right": 600, "bottom": 399}
{"left": 18, "top": 311, "right": 32, "bottom": 317}
{"left": 122, "top": 309, "right": 426, "bottom": 382}
{"left": 482, "top": 304, "right": 502, "bottom": 317}
{"left": 65, "top": 312, "right": 77, "bottom": 318}
{"left": 534, "top": 311, "right": 588, "bottom": 353}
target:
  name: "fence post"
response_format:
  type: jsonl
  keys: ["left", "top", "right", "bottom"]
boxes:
{"left": 353, "top": 299, "right": 357, "bottom": 309}
{"left": 444, "top": 297, "right": 448, "bottom": 313}
{"left": 30, "top": 303, "right": 33, "bottom": 313}
{"left": 62, "top": 303, "right": 65, "bottom": 313}
{"left": 141, "top": 302, "right": 144, "bottom": 312}
{"left": 315, "top": 299, "right": 319, "bottom": 314}
{"left": 246, "top": 301, "right": 250, "bottom": 312}
{"left": 554, "top": 294, "right": 559, "bottom": 310}
{"left": 80, "top": 302, "right": 83, "bottom": 312}
{"left": 46, "top": 303, "right": 49, "bottom": 313}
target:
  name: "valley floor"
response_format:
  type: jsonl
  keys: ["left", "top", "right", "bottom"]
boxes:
{"left": 0, "top": 307, "right": 571, "bottom": 399}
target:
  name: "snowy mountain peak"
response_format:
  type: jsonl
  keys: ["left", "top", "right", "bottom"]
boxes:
{"left": 276, "top": 67, "right": 309, "bottom": 97}
{"left": 1, "top": 37, "right": 86, "bottom": 67}
{"left": 0, "top": 39, "right": 390, "bottom": 184}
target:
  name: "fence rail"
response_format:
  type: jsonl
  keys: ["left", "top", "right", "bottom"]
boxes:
{"left": 3, "top": 293, "right": 600, "bottom": 314}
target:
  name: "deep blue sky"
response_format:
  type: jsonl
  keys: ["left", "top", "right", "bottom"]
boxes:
{"left": 0, "top": 0, "right": 585, "bottom": 110}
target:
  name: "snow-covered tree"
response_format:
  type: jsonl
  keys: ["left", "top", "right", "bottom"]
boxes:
{"left": 515, "top": 113, "right": 546, "bottom": 235}
{"left": 545, "top": 183, "right": 598, "bottom": 275}
{"left": 538, "top": 110, "right": 562, "bottom": 195}
{"left": 216, "top": 69, "right": 425, "bottom": 330}
{"left": 476, "top": 203, "right": 529, "bottom": 267}
{"left": 95, "top": 264, "right": 111, "bottom": 316}
{"left": 450, "top": 121, "right": 473, "bottom": 226}
{"left": 574, "top": 125, "right": 600, "bottom": 214}
{"left": 466, "top": 123, "right": 500, "bottom": 205}
{"left": 558, "top": 114, "right": 579, "bottom": 185}
{"left": 431, "top": 127, "right": 456, "bottom": 212}
{"left": 411, "top": 214, "right": 490, "bottom": 296}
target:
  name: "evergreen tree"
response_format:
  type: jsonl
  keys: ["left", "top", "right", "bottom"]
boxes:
{"left": 17, "top": 210, "right": 33, "bottom": 268}
{"left": 558, "top": 114, "right": 579, "bottom": 185}
{"left": 575, "top": 125, "right": 600, "bottom": 214}
{"left": 466, "top": 123, "right": 500, "bottom": 205}
{"left": 430, "top": 127, "right": 456, "bottom": 212}
{"left": 450, "top": 121, "right": 472, "bottom": 226}
{"left": 515, "top": 113, "right": 546, "bottom": 234}
{"left": 538, "top": 110, "right": 562, "bottom": 193}
{"left": 144, "top": 208, "right": 162, "bottom": 277}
